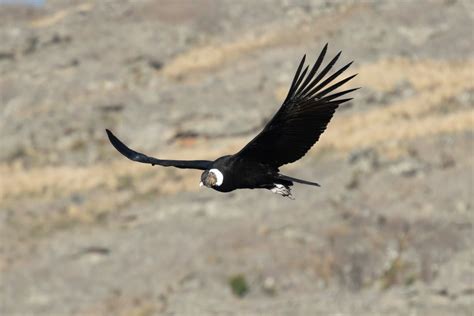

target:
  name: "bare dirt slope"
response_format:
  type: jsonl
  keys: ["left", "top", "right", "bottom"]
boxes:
{"left": 1, "top": 0, "right": 473, "bottom": 315}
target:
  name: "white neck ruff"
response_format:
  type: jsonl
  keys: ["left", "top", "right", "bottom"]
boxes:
{"left": 209, "top": 169, "right": 224, "bottom": 186}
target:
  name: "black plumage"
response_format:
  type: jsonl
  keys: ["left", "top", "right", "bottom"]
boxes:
{"left": 106, "top": 44, "right": 357, "bottom": 199}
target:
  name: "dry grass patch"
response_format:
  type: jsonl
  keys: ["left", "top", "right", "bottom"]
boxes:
{"left": 162, "top": 3, "right": 367, "bottom": 79}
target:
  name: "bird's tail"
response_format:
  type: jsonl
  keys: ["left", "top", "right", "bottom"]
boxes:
{"left": 277, "top": 174, "right": 320, "bottom": 187}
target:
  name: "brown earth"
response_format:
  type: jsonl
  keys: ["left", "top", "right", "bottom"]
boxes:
{"left": 0, "top": 0, "right": 473, "bottom": 315}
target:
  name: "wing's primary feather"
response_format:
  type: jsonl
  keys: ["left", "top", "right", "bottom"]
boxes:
{"left": 106, "top": 129, "right": 212, "bottom": 170}
{"left": 235, "top": 44, "right": 358, "bottom": 168}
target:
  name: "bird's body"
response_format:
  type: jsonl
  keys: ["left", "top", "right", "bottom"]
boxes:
{"left": 205, "top": 155, "right": 285, "bottom": 193}
{"left": 106, "top": 44, "right": 358, "bottom": 199}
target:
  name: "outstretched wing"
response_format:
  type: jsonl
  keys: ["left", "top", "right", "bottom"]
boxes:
{"left": 235, "top": 44, "right": 357, "bottom": 168}
{"left": 106, "top": 129, "right": 212, "bottom": 170}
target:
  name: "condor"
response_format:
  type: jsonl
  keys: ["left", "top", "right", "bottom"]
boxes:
{"left": 106, "top": 44, "right": 357, "bottom": 199}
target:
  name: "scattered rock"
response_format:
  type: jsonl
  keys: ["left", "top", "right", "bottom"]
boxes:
{"left": 345, "top": 170, "right": 361, "bottom": 190}
{"left": 262, "top": 276, "right": 276, "bottom": 296}
{"left": 389, "top": 159, "right": 426, "bottom": 177}
{"left": 148, "top": 58, "right": 163, "bottom": 70}
{"left": 455, "top": 200, "right": 470, "bottom": 213}
{"left": 79, "top": 246, "right": 111, "bottom": 256}
{"left": 362, "top": 81, "right": 415, "bottom": 108}
{"left": 70, "top": 246, "right": 111, "bottom": 264}
{"left": 100, "top": 103, "right": 125, "bottom": 113}
{"left": 438, "top": 152, "right": 455, "bottom": 169}
{"left": 47, "top": 33, "right": 72, "bottom": 45}
{"left": 180, "top": 273, "right": 202, "bottom": 291}
{"left": 0, "top": 51, "right": 15, "bottom": 60}
{"left": 348, "top": 148, "right": 379, "bottom": 173}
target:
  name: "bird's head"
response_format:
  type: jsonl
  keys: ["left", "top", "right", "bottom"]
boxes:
{"left": 200, "top": 169, "right": 224, "bottom": 188}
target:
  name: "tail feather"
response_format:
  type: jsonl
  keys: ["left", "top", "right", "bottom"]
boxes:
{"left": 277, "top": 174, "right": 320, "bottom": 187}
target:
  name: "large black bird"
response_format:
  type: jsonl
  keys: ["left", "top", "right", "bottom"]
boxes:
{"left": 106, "top": 44, "right": 357, "bottom": 199}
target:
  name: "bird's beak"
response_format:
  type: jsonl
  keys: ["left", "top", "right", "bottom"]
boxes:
{"left": 199, "top": 181, "right": 203, "bottom": 187}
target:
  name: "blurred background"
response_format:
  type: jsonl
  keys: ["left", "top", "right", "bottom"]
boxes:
{"left": 0, "top": 0, "right": 473, "bottom": 315}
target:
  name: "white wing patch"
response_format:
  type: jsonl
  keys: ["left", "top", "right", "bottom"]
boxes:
{"left": 209, "top": 169, "right": 224, "bottom": 186}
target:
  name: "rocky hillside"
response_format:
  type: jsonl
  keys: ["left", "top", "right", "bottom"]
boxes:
{"left": 1, "top": 0, "right": 473, "bottom": 315}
